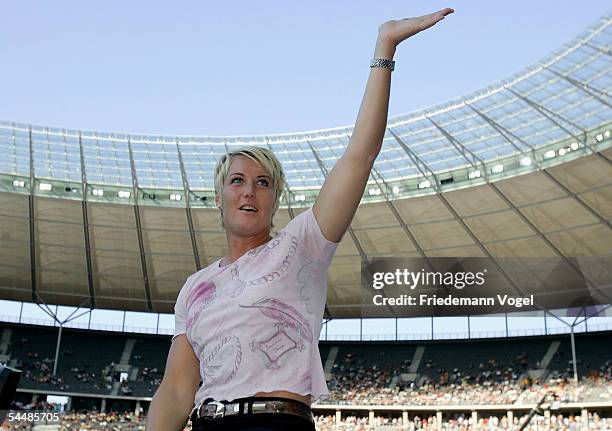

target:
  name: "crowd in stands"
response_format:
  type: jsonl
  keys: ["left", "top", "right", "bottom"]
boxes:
{"left": 322, "top": 351, "right": 612, "bottom": 405}
{"left": 16, "top": 352, "right": 136, "bottom": 396}
{"left": 516, "top": 365, "right": 612, "bottom": 405}
{"left": 3, "top": 410, "right": 612, "bottom": 430}
{"left": 314, "top": 412, "right": 612, "bottom": 430}
{"left": 16, "top": 355, "right": 70, "bottom": 391}
{"left": 1, "top": 411, "right": 147, "bottom": 430}
{"left": 3, "top": 329, "right": 611, "bottom": 429}
{"left": 133, "top": 365, "right": 163, "bottom": 395}
{"left": 8, "top": 340, "right": 612, "bottom": 408}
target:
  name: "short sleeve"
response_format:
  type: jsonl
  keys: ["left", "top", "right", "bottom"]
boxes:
{"left": 172, "top": 274, "right": 194, "bottom": 341}
{"left": 283, "top": 207, "right": 339, "bottom": 262}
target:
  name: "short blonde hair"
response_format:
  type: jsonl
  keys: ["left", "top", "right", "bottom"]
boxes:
{"left": 214, "top": 146, "right": 285, "bottom": 225}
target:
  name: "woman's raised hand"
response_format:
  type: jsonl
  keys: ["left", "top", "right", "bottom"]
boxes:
{"left": 378, "top": 8, "right": 454, "bottom": 47}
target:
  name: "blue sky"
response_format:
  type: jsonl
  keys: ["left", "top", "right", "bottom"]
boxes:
{"left": 1, "top": 1, "right": 610, "bottom": 136}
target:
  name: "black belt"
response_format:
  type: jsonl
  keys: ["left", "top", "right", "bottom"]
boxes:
{"left": 191, "top": 397, "right": 314, "bottom": 424}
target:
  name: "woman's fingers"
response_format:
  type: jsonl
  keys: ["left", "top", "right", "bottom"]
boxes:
{"left": 406, "top": 8, "right": 453, "bottom": 23}
{"left": 419, "top": 8, "right": 454, "bottom": 30}
{"left": 379, "top": 8, "right": 453, "bottom": 47}
{"left": 424, "top": 8, "right": 455, "bottom": 20}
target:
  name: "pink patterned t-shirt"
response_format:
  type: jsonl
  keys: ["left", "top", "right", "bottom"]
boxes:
{"left": 173, "top": 207, "right": 338, "bottom": 407}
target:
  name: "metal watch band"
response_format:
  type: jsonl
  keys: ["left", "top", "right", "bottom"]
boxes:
{"left": 370, "top": 58, "right": 395, "bottom": 71}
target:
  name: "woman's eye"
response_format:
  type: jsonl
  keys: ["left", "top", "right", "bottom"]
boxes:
{"left": 230, "top": 177, "right": 242, "bottom": 184}
{"left": 258, "top": 179, "right": 269, "bottom": 187}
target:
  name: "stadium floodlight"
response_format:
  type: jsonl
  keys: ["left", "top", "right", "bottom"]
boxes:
{"left": 39, "top": 183, "right": 52, "bottom": 191}
{"left": 605, "top": 130, "right": 610, "bottom": 139}
{"left": 392, "top": 186, "right": 400, "bottom": 194}
{"left": 368, "top": 187, "right": 381, "bottom": 196}
{"left": 12, "top": 180, "right": 25, "bottom": 188}
{"left": 520, "top": 157, "right": 532, "bottom": 167}
{"left": 170, "top": 193, "right": 182, "bottom": 201}
{"left": 92, "top": 189, "right": 104, "bottom": 196}
{"left": 491, "top": 164, "right": 504, "bottom": 174}
{"left": 118, "top": 190, "right": 131, "bottom": 199}
{"left": 417, "top": 180, "right": 431, "bottom": 189}
{"left": 294, "top": 194, "right": 306, "bottom": 202}
{"left": 544, "top": 150, "right": 556, "bottom": 159}
{"left": 558, "top": 148, "right": 567, "bottom": 156}
{"left": 570, "top": 142, "right": 579, "bottom": 151}
{"left": 468, "top": 170, "right": 481, "bottom": 179}
{"left": 596, "top": 133, "right": 603, "bottom": 142}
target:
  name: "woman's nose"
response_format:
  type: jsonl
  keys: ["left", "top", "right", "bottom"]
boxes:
{"left": 243, "top": 182, "right": 255, "bottom": 196}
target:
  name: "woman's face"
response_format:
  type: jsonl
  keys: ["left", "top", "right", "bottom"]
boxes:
{"left": 215, "top": 155, "right": 276, "bottom": 238}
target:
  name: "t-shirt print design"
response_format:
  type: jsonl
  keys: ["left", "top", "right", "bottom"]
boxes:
{"left": 246, "top": 231, "right": 286, "bottom": 257}
{"left": 202, "top": 334, "right": 242, "bottom": 386}
{"left": 229, "top": 233, "right": 300, "bottom": 298}
{"left": 240, "top": 297, "right": 313, "bottom": 369}
{"left": 296, "top": 261, "right": 318, "bottom": 315}
{"left": 186, "top": 280, "right": 217, "bottom": 331}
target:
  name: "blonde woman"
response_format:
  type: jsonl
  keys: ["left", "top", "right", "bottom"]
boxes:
{"left": 147, "top": 8, "right": 453, "bottom": 431}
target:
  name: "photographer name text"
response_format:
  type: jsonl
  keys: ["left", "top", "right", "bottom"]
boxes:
{"left": 373, "top": 294, "right": 534, "bottom": 308}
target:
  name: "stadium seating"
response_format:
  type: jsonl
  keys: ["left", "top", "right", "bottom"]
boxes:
{"left": 2, "top": 322, "right": 610, "bottom": 406}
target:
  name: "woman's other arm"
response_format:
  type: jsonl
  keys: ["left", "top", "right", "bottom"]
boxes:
{"left": 146, "top": 335, "right": 201, "bottom": 431}
{"left": 313, "top": 8, "right": 454, "bottom": 243}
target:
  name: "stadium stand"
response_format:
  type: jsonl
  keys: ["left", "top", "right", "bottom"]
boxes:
{"left": 2, "top": 409, "right": 612, "bottom": 430}
{"left": 2, "top": 323, "right": 610, "bottom": 408}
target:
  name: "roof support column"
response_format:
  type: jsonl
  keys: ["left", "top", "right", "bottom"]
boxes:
{"left": 78, "top": 132, "right": 96, "bottom": 308}
{"left": 127, "top": 137, "right": 153, "bottom": 312}
{"left": 266, "top": 139, "right": 295, "bottom": 220}
{"left": 28, "top": 126, "right": 37, "bottom": 303}
{"left": 176, "top": 140, "right": 202, "bottom": 270}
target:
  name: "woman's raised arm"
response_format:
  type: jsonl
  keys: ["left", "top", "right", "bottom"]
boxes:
{"left": 313, "top": 8, "right": 454, "bottom": 243}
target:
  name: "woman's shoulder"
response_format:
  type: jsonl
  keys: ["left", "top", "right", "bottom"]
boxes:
{"left": 182, "top": 259, "right": 223, "bottom": 289}
{"left": 279, "top": 207, "right": 314, "bottom": 234}
{"left": 194, "top": 259, "right": 223, "bottom": 278}
{"left": 281, "top": 207, "right": 338, "bottom": 259}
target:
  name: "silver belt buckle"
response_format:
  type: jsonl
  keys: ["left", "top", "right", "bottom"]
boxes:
{"left": 200, "top": 401, "right": 226, "bottom": 419}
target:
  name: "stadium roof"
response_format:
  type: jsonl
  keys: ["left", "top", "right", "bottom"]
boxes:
{"left": 0, "top": 14, "right": 610, "bottom": 317}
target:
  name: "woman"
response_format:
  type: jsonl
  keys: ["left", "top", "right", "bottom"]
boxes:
{"left": 146, "top": 8, "right": 453, "bottom": 431}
